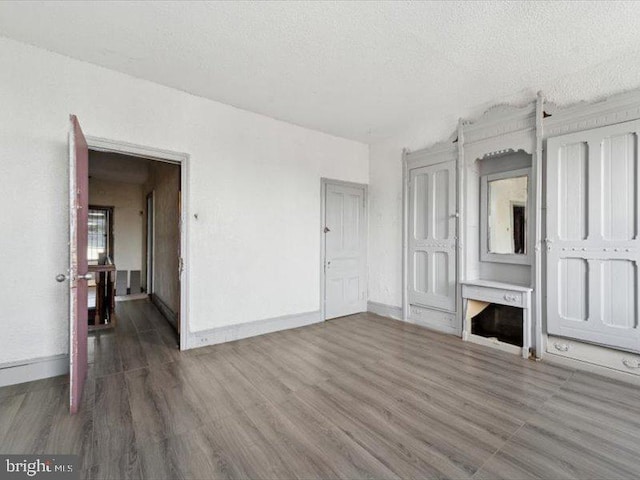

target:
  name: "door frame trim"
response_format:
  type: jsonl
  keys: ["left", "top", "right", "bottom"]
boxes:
{"left": 320, "top": 178, "right": 368, "bottom": 321}
{"left": 402, "top": 149, "right": 409, "bottom": 321}
{"left": 145, "top": 191, "right": 155, "bottom": 296}
{"left": 86, "top": 135, "right": 190, "bottom": 351}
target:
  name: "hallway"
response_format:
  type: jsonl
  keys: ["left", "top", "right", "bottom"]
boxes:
{"left": 89, "top": 300, "right": 180, "bottom": 377}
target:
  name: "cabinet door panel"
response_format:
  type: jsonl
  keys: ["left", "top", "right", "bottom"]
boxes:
{"left": 408, "top": 161, "right": 456, "bottom": 312}
{"left": 547, "top": 120, "right": 640, "bottom": 352}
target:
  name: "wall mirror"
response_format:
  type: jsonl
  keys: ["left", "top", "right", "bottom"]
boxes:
{"left": 480, "top": 168, "right": 532, "bottom": 265}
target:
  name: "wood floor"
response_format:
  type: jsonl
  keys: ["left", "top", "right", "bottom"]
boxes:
{"left": 1, "top": 300, "right": 640, "bottom": 479}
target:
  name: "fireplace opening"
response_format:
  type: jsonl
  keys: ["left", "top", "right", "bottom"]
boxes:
{"left": 471, "top": 304, "right": 523, "bottom": 347}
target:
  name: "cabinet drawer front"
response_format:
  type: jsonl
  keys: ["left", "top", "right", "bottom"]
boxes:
{"left": 547, "top": 335, "right": 640, "bottom": 375}
{"left": 462, "top": 285, "right": 524, "bottom": 307}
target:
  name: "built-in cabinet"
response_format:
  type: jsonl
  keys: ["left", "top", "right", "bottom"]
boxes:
{"left": 546, "top": 120, "right": 640, "bottom": 353}
{"left": 403, "top": 90, "right": 640, "bottom": 375}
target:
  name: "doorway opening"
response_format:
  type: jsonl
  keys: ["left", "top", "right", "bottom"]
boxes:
{"left": 511, "top": 202, "right": 526, "bottom": 254}
{"left": 86, "top": 143, "right": 186, "bottom": 348}
{"left": 66, "top": 116, "right": 190, "bottom": 413}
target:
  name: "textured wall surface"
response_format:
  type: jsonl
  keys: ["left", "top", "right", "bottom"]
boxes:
{"left": 1, "top": 2, "right": 640, "bottom": 142}
{"left": 0, "top": 38, "right": 368, "bottom": 364}
{"left": 88, "top": 178, "right": 144, "bottom": 276}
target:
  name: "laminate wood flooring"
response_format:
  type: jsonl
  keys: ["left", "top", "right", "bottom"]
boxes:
{"left": 1, "top": 299, "right": 639, "bottom": 479}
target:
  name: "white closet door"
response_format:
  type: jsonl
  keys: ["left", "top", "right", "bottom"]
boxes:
{"left": 547, "top": 119, "right": 640, "bottom": 352}
{"left": 408, "top": 161, "right": 457, "bottom": 312}
{"left": 324, "top": 183, "right": 367, "bottom": 319}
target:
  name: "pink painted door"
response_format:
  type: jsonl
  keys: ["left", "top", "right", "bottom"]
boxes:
{"left": 69, "top": 115, "right": 89, "bottom": 414}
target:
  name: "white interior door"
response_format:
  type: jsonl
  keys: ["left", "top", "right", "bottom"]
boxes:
{"left": 408, "top": 160, "right": 457, "bottom": 312}
{"left": 546, "top": 119, "right": 640, "bottom": 352}
{"left": 324, "top": 182, "right": 367, "bottom": 319}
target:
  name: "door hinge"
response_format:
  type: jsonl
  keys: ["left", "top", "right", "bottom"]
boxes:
{"left": 179, "top": 257, "right": 184, "bottom": 275}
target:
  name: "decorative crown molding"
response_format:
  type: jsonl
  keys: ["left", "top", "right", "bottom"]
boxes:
{"left": 404, "top": 130, "right": 458, "bottom": 169}
{"left": 543, "top": 89, "right": 640, "bottom": 138}
{"left": 404, "top": 130, "right": 457, "bottom": 157}
{"left": 462, "top": 102, "right": 536, "bottom": 145}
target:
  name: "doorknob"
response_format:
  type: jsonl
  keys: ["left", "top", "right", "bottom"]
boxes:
{"left": 78, "top": 273, "right": 93, "bottom": 280}
{"left": 56, "top": 273, "right": 68, "bottom": 282}
{"left": 324, "top": 227, "right": 330, "bottom": 233}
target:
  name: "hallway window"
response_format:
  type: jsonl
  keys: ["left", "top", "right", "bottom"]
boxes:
{"left": 88, "top": 206, "right": 113, "bottom": 264}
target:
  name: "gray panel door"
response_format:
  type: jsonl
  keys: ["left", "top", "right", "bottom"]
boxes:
{"left": 408, "top": 160, "right": 457, "bottom": 312}
{"left": 324, "top": 183, "right": 367, "bottom": 319}
{"left": 546, "top": 120, "right": 640, "bottom": 352}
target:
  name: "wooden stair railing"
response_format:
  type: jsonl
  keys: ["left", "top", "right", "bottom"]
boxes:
{"left": 88, "top": 259, "right": 116, "bottom": 331}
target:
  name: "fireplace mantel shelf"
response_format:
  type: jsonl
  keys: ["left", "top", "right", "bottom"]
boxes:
{"left": 461, "top": 280, "right": 532, "bottom": 292}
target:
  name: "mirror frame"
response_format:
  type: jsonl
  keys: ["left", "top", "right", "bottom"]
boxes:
{"left": 480, "top": 167, "right": 532, "bottom": 265}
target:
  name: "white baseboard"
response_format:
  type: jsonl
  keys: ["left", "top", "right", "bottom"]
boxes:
{"left": 150, "top": 293, "right": 178, "bottom": 330}
{"left": 187, "top": 310, "right": 322, "bottom": 350}
{"left": 367, "top": 301, "right": 460, "bottom": 335}
{"left": 0, "top": 354, "right": 69, "bottom": 387}
{"left": 407, "top": 316, "right": 461, "bottom": 336}
{"left": 545, "top": 334, "right": 640, "bottom": 380}
{"left": 367, "top": 301, "right": 403, "bottom": 320}
{"left": 544, "top": 351, "right": 640, "bottom": 387}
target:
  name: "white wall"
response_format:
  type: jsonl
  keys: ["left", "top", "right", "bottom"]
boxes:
{"left": 88, "top": 178, "right": 144, "bottom": 275}
{"left": 368, "top": 56, "right": 640, "bottom": 310}
{"left": 368, "top": 121, "right": 456, "bottom": 308}
{"left": 0, "top": 38, "right": 368, "bottom": 365}
{"left": 145, "top": 162, "right": 180, "bottom": 316}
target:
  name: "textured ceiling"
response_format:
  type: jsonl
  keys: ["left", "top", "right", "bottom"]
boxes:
{"left": 1, "top": 1, "right": 640, "bottom": 142}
